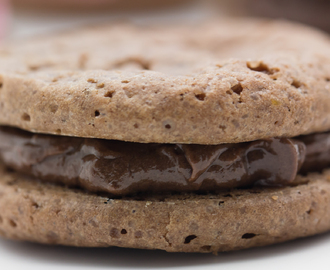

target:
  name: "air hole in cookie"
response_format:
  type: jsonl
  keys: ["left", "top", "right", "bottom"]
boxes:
{"left": 21, "top": 113, "right": 30, "bottom": 122}
{"left": 247, "top": 61, "right": 276, "bottom": 75}
{"left": 104, "top": 91, "right": 114, "bottom": 98}
{"left": 291, "top": 80, "right": 302, "bottom": 88}
{"left": 87, "top": 78, "right": 97, "bottom": 83}
{"left": 121, "top": 80, "right": 130, "bottom": 84}
{"left": 326, "top": 78, "right": 330, "bottom": 82}
{"left": 274, "top": 121, "right": 279, "bottom": 125}
{"left": 114, "top": 57, "right": 150, "bottom": 70}
{"left": 223, "top": 194, "right": 233, "bottom": 198}
{"left": 121, "top": 229, "right": 127, "bottom": 235}
{"left": 134, "top": 123, "right": 139, "bottom": 129}
{"left": 226, "top": 90, "right": 232, "bottom": 95}
{"left": 165, "top": 124, "right": 171, "bottom": 129}
{"left": 55, "top": 129, "right": 61, "bottom": 134}
{"left": 94, "top": 110, "right": 100, "bottom": 117}
{"left": 49, "top": 104, "right": 58, "bottom": 113}
{"left": 218, "top": 201, "right": 225, "bottom": 205}
{"left": 195, "top": 93, "right": 206, "bottom": 101}
{"left": 31, "top": 202, "right": 39, "bottom": 209}
{"left": 231, "top": 83, "right": 243, "bottom": 95}
{"left": 200, "top": 245, "right": 211, "bottom": 252}
{"left": 307, "top": 209, "right": 312, "bottom": 215}
{"left": 242, "top": 233, "right": 256, "bottom": 239}
{"left": 97, "top": 83, "right": 105, "bottom": 89}
{"left": 9, "top": 219, "right": 17, "bottom": 228}
{"left": 184, "top": 235, "right": 197, "bottom": 244}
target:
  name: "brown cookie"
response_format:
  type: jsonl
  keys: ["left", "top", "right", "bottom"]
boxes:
{"left": 0, "top": 163, "right": 329, "bottom": 253}
{"left": 1, "top": 19, "right": 330, "bottom": 253}
{"left": 0, "top": 19, "right": 330, "bottom": 144}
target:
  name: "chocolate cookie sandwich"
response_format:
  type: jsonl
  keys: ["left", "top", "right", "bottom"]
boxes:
{"left": 0, "top": 19, "right": 330, "bottom": 253}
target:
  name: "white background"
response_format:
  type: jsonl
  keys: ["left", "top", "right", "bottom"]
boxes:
{"left": 1, "top": 233, "right": 330, "bottom": 270}
{"left": 1, "top": 2, "right": 330, "bottom": 269}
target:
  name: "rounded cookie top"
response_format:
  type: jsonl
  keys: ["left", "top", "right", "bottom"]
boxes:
{"left": 0, "top": 19, "right": 330, "bottom": 144}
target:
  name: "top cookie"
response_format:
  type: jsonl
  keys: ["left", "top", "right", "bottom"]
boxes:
{"left": 0, "top": 19, "right": 330, "bottom": 144}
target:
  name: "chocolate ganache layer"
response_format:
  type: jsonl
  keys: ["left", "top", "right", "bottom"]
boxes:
{"left": 0, "top": 126, "right": 328, "bottom": 195}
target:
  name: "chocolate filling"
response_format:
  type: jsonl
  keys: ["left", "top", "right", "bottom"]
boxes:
{"left": 0, "top": 126, "right": 328, "bottom": 195}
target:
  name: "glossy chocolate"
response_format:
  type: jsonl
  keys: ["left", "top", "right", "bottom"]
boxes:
{"left": 0, "top": 126, "right": 324, "bottom": 195}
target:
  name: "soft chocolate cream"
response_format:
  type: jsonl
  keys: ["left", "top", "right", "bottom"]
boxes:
{"left": 0, "top": 126, "right": 327, "bottom": 195}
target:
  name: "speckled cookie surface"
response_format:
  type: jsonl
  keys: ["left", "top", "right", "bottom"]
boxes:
{"left": 0, "top": 19, "right": 330, "bottom": 144}
{"left": 0, "top": 163, "right": 329, "bottom": 253}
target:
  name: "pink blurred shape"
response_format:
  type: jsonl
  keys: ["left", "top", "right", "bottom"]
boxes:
{"left": 0, "top": 0, "right": 9, "bottom": 40}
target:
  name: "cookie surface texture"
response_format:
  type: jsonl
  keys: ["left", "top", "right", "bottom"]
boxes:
{"left": 0, "top": 164, "right": 329, "bottom": 253}
{"left": 0, "top": 19, "right": 330, "bottom": 144}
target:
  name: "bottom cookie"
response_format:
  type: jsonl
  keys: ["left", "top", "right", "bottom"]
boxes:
{"left": 0, "top": 163, "right": 329, "bottom": 253}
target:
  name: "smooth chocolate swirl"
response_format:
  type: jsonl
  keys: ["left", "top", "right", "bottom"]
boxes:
{"left": 0, "top": 126, "right": 325, "bottom": 195}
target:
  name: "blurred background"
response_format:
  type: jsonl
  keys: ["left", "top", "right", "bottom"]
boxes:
{"left": 1, "top": 0, "right": 330, "bottom": 42}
